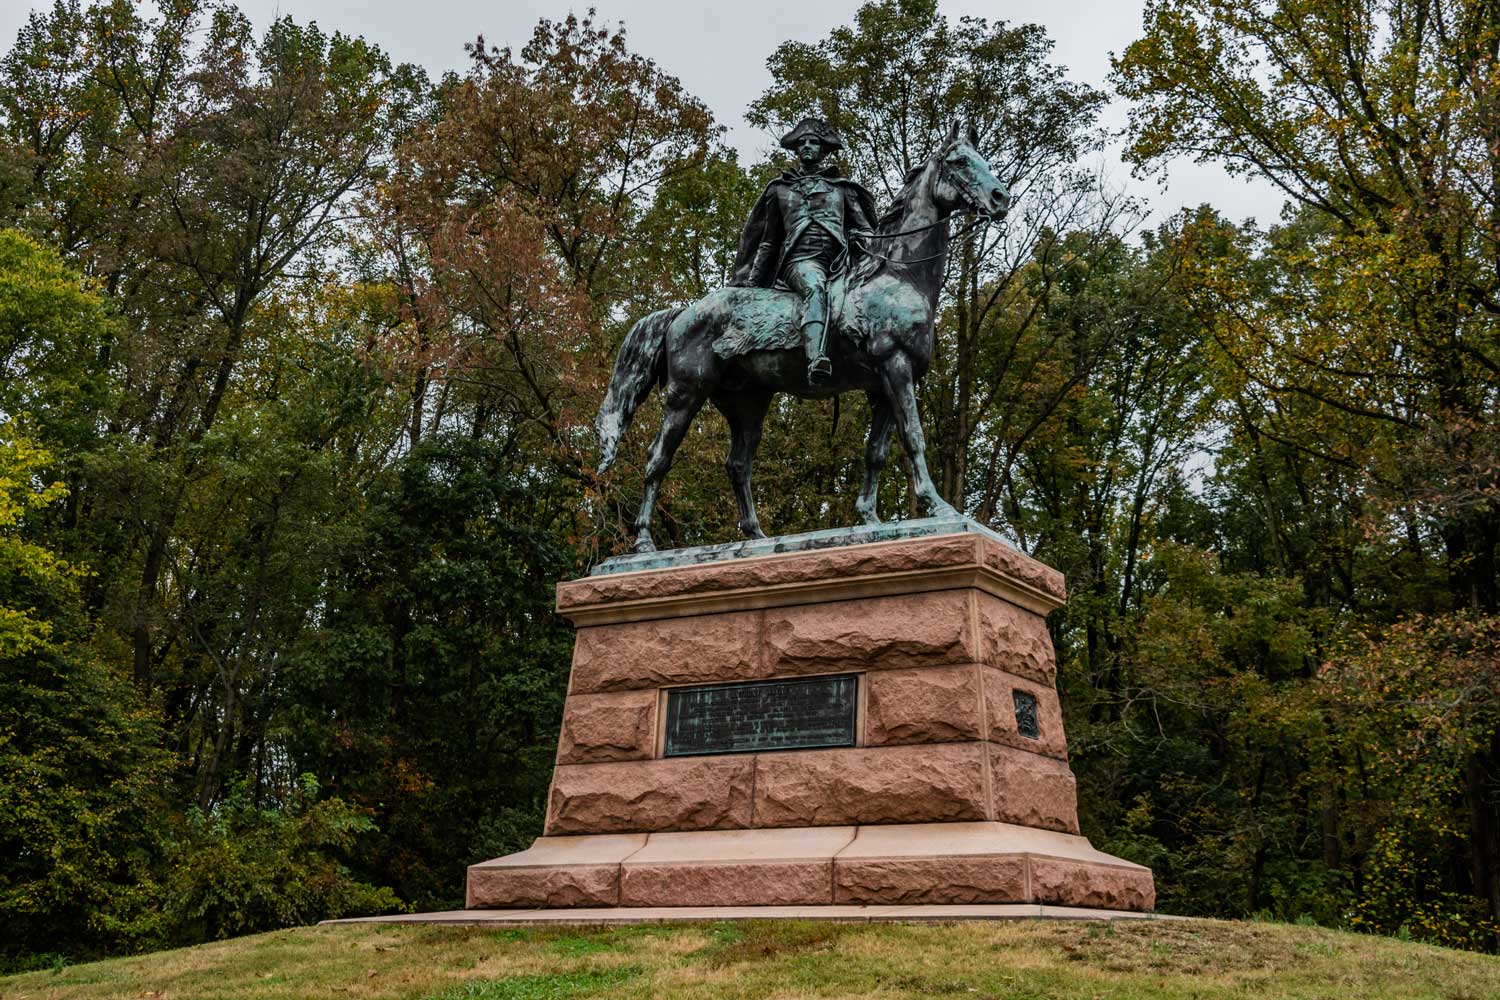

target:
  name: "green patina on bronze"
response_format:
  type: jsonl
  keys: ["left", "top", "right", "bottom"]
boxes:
{"left": 730, "top": 117, "right": 877, "bottom": 388}
{"left": 663, "top": 674, "right": 859, "bottom": 757}
{"left": 595, "top": 121, "right": 1012, "bottom": 555}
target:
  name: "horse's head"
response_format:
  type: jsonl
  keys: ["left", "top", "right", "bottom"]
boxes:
{"left": 931, "top": 122, "right": 1011, "bottom": 221}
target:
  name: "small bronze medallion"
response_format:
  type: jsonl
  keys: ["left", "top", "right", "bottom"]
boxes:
{"left": 1013, "top": 689, "right": 1040, "bottom": 740}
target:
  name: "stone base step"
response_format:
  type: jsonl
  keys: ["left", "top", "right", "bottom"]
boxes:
{"left": 466, "top": 821, "right": 1154, "bottom": 912}
{"left": 327, "top": 903, "right": 1182, "bottom": 927}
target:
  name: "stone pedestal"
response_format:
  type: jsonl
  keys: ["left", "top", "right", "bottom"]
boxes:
{"left": 466, "top": 519, "right": 1155, "bottom": 912}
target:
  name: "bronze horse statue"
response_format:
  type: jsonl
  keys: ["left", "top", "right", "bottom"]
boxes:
{"left": 596, "top": 124, "right": 1011, "bottom": 553}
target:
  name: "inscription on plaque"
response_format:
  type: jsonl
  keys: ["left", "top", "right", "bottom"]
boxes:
{"left": 664, "top": 674, "right": 858, "bottom": 757}
{"left": 1013, "top": 689, "right": 1040, "bottom": 740}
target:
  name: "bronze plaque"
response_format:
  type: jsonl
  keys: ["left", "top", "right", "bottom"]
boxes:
{"left": 663, "top": 674, "right": 858, "bottom": 757}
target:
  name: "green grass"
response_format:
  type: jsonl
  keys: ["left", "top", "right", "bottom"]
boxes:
{"left": 2, "top": 918, "right": 1498, "bottom": 1000}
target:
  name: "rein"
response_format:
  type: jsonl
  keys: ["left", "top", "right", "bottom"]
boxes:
{"left": 863, "top": 215, "right": 986, "bottom": 240}
{"left": 857, "top": 216, "right": 992, "bottom": 264}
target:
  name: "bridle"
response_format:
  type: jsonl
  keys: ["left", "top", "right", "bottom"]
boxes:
{"left": 857, "top": 151, "right": 1007, "bottom": 264}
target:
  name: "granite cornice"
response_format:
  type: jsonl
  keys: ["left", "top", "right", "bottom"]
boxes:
{"left": 557, "top": 532, "right": 1066, "bottom": 626}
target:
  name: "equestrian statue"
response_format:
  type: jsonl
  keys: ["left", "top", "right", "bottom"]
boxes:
{"left": 596, "top": 119, "right": 1011, "bottom": 553}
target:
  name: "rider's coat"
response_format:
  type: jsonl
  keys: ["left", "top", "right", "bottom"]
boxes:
{"left": 729, "top": 164, "right": 877, "bottom": 289}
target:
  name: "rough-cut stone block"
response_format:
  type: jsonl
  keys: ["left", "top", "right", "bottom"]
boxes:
{"left": 622, "top": 862, "right": 832, "bottom": 906}
{"left": 975, "top": 593, "right": 1056, "bottom": 684}
{"left": 556, "top": 690, "right": 658, "bottom": 764}
{"left": 990, "top": 744, "right": 1079, "bottom": 833}
{"left": 467, "top": 865, "right": 619, "bottom": 908}
{"left": 1030, "top": 858, "right": 1156, "bottom": 911}
{"left": 981, "top": 668, "right": 1068, "bottom": 761}
{"left": 546, "top": 758, "right": 755, "bottom": 834}
{"left": 865, "top": 665, "right": 982, "bottom": 745}
{"left": 834, "top": 856, "right": 1028, "bottom": 905}
{"left": 620, "top": 827, "right": 855, "bottom": 906}
{"left": 981, "top": 542, "right": 1067, "bottom": 607}
{"left": 569, "top": 610, "right": 762, "bottom": 693}
{"left": 466, "top": 532, "right": 1157, "bottom": 915}
{"left": 763, "top": 591, "right": 974, "bottom": 676}
{"left": 752, "top": 744, "right": 987, "bottom": 828}
{"left": 465, "top": 834, "right": 646, "bottom": 908}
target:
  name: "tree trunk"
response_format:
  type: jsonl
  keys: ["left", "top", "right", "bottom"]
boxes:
{"left": 1465, "top": 732, "right": 1500, "bottom": 923}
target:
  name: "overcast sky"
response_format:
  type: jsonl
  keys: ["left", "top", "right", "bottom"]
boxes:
{"left": 0, "top": 0, "right": 1286, "bottom": 226}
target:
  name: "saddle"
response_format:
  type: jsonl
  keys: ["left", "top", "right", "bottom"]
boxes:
{"left": 712, "top": 273, "right": 866, "bottom": 361}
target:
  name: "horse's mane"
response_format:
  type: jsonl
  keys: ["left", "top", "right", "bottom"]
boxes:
{"left": 855, "top": 158, "right": 945, "bottom": 288}
{"left": 875, "top": 163, "right": 928, "bottom": 231}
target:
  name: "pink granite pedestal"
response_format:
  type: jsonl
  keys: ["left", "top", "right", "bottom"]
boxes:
{"left": 466, "top": 528, "right": 1155, "bottom": 912}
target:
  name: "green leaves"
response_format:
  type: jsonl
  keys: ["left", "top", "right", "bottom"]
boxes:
{"left": 0, "top": 230, "right": 110, "bottom": 452}
{"left": 0, "top": 421, "right": 170, "bottom": 967}
{"left": 163, "top": 777, "right": 402, "bottom": 944}
{"left": 0, "top": 420, "right": 76, "bottom": 658}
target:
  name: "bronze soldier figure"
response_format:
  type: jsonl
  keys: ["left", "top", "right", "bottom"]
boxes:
{"left": 598, "top": 122, "right": 1013, "bottom": 552}
{"left": 730, "top": 118, "right": 877, "bottom": 385}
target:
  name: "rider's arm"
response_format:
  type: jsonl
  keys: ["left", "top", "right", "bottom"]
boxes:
{"left": 846, "top": 193, "right": 874, "bottom": 247}
{"left": 749, "top": 241, "right": 776, "bottom": 284}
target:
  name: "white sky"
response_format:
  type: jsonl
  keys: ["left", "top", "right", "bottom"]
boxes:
{"left": 0, "top": 0, "right": 1286, "bottom": 226}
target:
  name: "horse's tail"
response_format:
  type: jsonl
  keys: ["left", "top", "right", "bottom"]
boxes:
{"left": 595, "top": 306, "right": 683, "bottom": 475}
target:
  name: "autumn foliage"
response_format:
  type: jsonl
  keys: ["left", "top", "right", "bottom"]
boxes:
{"left": 1, "top": 0, "right": 1498, "bottom": 967}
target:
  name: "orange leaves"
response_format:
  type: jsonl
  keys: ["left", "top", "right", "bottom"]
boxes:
{"left": 358, "top": 11, "right": 721, "bottom": 481}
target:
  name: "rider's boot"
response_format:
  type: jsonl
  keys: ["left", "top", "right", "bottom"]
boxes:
{"left": 803, "top": 320, "right": 832, "bottom": 385}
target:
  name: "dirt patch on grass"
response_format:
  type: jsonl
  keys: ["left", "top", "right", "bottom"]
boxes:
{"left": 1051, "top": 919, "right": 1290, "bottom": 975}
{"left": 688, "top": 920, "right": 855, "bottom": 969}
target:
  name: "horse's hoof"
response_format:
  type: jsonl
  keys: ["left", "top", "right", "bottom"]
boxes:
{"left": 857, "top": 509, "right": 881, "bottom": 525}
{"left": 740, "top": 521, "right": 767, "bottom": 540}
{"left": 633, "top": 537, "right": 657, "bottom": 554}
{"left": 928, "top": 501, "right": 959, "bottom": 519}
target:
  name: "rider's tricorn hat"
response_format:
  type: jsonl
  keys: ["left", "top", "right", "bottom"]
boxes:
{"left": 780, "top": 117, "right": 844, "bottom": 153}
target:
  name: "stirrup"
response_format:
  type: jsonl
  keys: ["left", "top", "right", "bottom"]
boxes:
{"left": 807, "top": 356, "right": 833, "bottom": 384}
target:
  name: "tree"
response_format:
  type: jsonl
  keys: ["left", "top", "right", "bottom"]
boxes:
{"left": 367, "top": 12, "right": 731, "bottom": 552}
{"left": 0, "top": 0, "right": 417, "bottom": 694}
{"left": 1323, "top": 613, "right": 1500, "bottom": 950}
{"left": 1117, "top": 0, "right": 1500, "bottom": 934}
{"left": 0, "top": 228, "right": 109, "bottom": 454}
{"left": 750, "top": 0, "right": 1136, "bottom": 521}
{"left": 280, "top": 434, "right": 578, "bottom": 907}
{"left": 0, "top": 417, "right": 169, "bottom": 967}
{"left": 1116, "top": 0, "right": 1500, "bottom": 609}
{"left": 1008, "top": 217, "right": 1212, "bottom": 713}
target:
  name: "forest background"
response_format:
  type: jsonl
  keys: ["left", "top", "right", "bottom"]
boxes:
{"left": 2, "top": 0, "right": 1499, "bottom": 969}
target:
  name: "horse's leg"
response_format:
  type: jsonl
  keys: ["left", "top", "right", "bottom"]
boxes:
{"left": 713, "top": 389, "right": 773, "bottom": 539}
{"left": 879, "top": 350, "right": 958, "bottom": 519}
{"left": 855, "top": 391, "right": 895, "bottom": 525}
{"left": 634, "top": 382, "right": 706, "bottom": 553}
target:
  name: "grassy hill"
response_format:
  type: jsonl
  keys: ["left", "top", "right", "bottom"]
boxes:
{"left": 2, "top": 917, "right": 1497, "bottom": 1000}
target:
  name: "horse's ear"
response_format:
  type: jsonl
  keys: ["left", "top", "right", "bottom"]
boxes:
{"left": 946, "top": 120, "right": 960, "bottom": 146}
{"left": 967, "top": 124, "right": 980, "bottom": 148}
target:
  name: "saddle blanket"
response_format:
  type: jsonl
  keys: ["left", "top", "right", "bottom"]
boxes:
{"left": 712, "top": 274, "right": 864, "bottom": 360}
